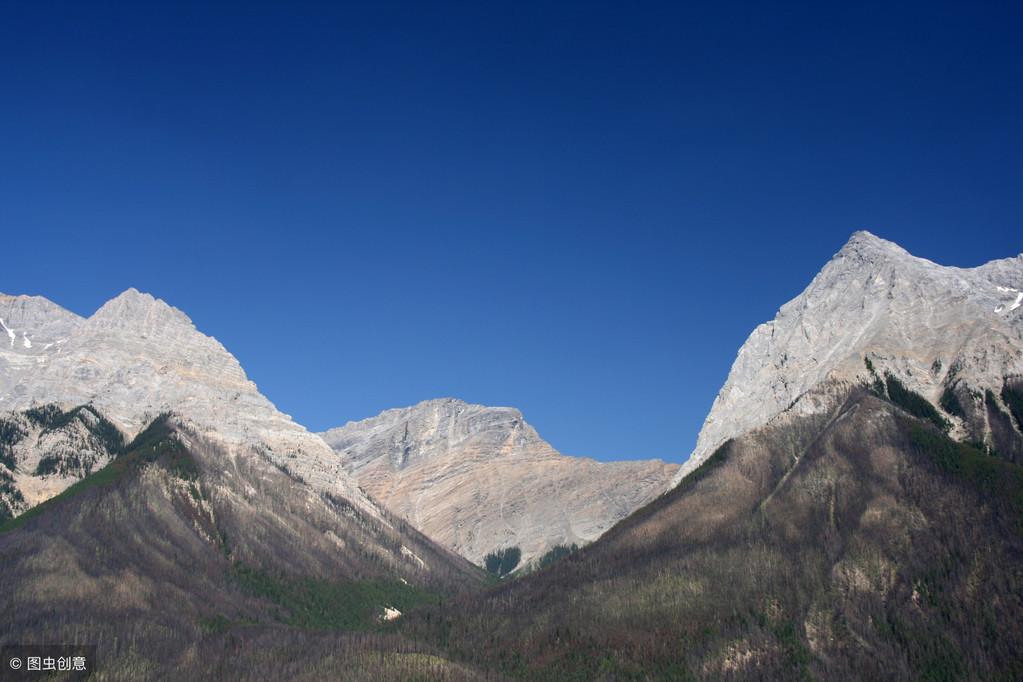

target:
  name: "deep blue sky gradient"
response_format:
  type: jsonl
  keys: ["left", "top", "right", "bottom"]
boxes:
{"left": 1, "top": 1, "right": 1020, "bottom": 462}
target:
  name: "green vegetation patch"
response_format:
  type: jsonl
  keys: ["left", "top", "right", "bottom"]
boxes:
{"left": 24, "top": 404, "right": 125, "bottom": 453}
{"left": 885, "top": 373, "right": 950, "bottom": 432}
{"left": 231, "top": 563, "right": 438, "bottom": 630}
{"left": 35, "top": 453, "right": 91, "bottom": 477}
{"left": 0, "top": 417, "right": 27, "bottom": 470}
{"left": 939, "top": 385, "right": 965, "bottom": 420}
{"left": 535, "top": 544, "right": 579, "bottom": 571}
{"left": 484, "top": 546, "right": 521, "bottom": 576}
{"left": 1002, "top": 383, "right": 1023, "bottom": 431}
{"left": 864, "top": 357, "right": 886, "bottom": 396}
{"left": 907, "top": 423, "right": 1023, "bottom": 531}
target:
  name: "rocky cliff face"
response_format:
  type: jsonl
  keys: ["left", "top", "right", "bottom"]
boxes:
{"left": 321, "top": 398, "right": 679, "bottom": 565}
{"left": 0, "top": 289, "right": 376, "bottom": 518}
{"left": 673, "top": 231, "right": 1023, "bottom": 486}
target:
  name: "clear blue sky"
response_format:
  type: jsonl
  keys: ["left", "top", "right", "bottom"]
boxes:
{"left": 1, "top": 2, "right": 1020, "bottom": 463}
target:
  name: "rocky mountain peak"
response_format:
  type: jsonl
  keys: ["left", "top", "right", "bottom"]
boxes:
{"left": 836, "top": 229, "right": 910, "bottom": 261}
{"left": 671, "top": 232, "right": 1023, "bottom": 487}
{"left": 320, "top": 399, "right": 678, "bottom": 564}
{"left": 322, "top": 397, "right": 543, "bottom": 472}
{"left": 87, "top": 288, "right": 193, "bottom": 334}
{"left": 0, "top": 293, "right": 83, "bottom": 338}
{"left": 0, "top": 289, "right": 382, "bottom": 520}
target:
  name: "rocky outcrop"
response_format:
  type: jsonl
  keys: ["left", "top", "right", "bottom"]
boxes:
{"left": 321, "top": 398, "right": 679, "bottom": 565}
{"left": 673, "top": 231, "right": 1023, "bottom": 486}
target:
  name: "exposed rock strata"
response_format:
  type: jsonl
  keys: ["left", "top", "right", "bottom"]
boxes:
{"left": 322, "top": 398, "right": 678, "bottom": 564}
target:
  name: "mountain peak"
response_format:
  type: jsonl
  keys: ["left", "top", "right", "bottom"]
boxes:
{"left": 320, "top": 398, "right": 678, "bottom": 564}
{"left": 106, "top": 287, "right": 166, "bottom": 308}
{"left": 835, "top": 230, "right": 910, "bottom": 263}
{"left": 672, "top": 234, "right": 1023, "bottom": 487}
{"left": 90, "top": 288, "right": 193, "bottom": 331}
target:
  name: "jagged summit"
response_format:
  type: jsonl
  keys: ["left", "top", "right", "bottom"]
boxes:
{"left": 89, "top": 286, "right": 194, "bottom": 331}
{"left": 831, "top": 230, "right": 932, "bottom": 271}
{"left": 839, "top": 229, "right": 910, "bottom": 256}
{"left": 671, "top": 231, "right": 1023, "bottom": 486}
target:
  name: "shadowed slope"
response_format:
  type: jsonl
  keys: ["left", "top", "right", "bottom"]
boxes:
{"left": 0, "top": 414, "right": 486, "bottom": 680}
{"left": 402, "top": 385, "right": 1023, "bottom": 680}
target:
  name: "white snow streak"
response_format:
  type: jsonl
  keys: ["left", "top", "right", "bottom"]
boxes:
{"left": 0, "top": 318, "right": 14, "bottom": 347}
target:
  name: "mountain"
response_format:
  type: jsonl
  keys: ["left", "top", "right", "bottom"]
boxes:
{"left": 0, "top": 288, "right": 374, "bottom": 517}
{"left": 5, "top": 232, "right": 1022, "bottom": 679}
{"left": 320, "top": 398, "right": 678, "bottom": 565}
{"left": 403, "top": 388, "right": 1023, "bottom": 680}
{"left": 0, "top": 411, "right": 485, "bottom": 679}
{"left": 0, "top": 289, "right": 491, "bottom": 678}
{"left": 394, "top": 233, "right": 1023, "bottom": 679}
{"left": 673, "top": 231, "right": 1023, "bottom": 485}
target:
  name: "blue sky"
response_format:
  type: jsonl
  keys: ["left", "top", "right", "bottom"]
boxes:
{"left": 1, "top": 1, "right": 1020, "bottom": 463}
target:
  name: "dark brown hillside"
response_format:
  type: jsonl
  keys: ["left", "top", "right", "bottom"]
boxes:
{"left": 0, "top": 414, "right": 487, "bottom": 680}
{"left": 402, "top": 387, "right": 1023, "bottom": 680}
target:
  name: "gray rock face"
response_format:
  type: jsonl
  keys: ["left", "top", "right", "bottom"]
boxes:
{"left": 0, "top": 294, "right": 82, "bottom": 401}
{"left": 672, "top": 231, "right": 1023, "bottom": 486}
{"left": 321, "top": 398, "right": 679, "bottom": 565}
{"left": 0, "top": 289, "right": 378, "bottom": 519}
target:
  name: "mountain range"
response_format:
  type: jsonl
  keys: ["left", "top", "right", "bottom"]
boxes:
{"left": 0, "top": 287, "right": 672, "bottom": 569}
{"left": 1, "top": 230, "right": 1022, "bottom": 679}
{"left": 397, "top": 231, "right": 1023, "bottom": 679}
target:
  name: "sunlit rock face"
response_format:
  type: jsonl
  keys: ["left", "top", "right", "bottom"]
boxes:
{"left": 0, "top": 289, "right": 377, "bottom": 518}
{"left": 673, "top": 231, "right": 1023, "bottom": 486}
{"left": 322, "top": 397, "right": 679, "bottom": 565}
